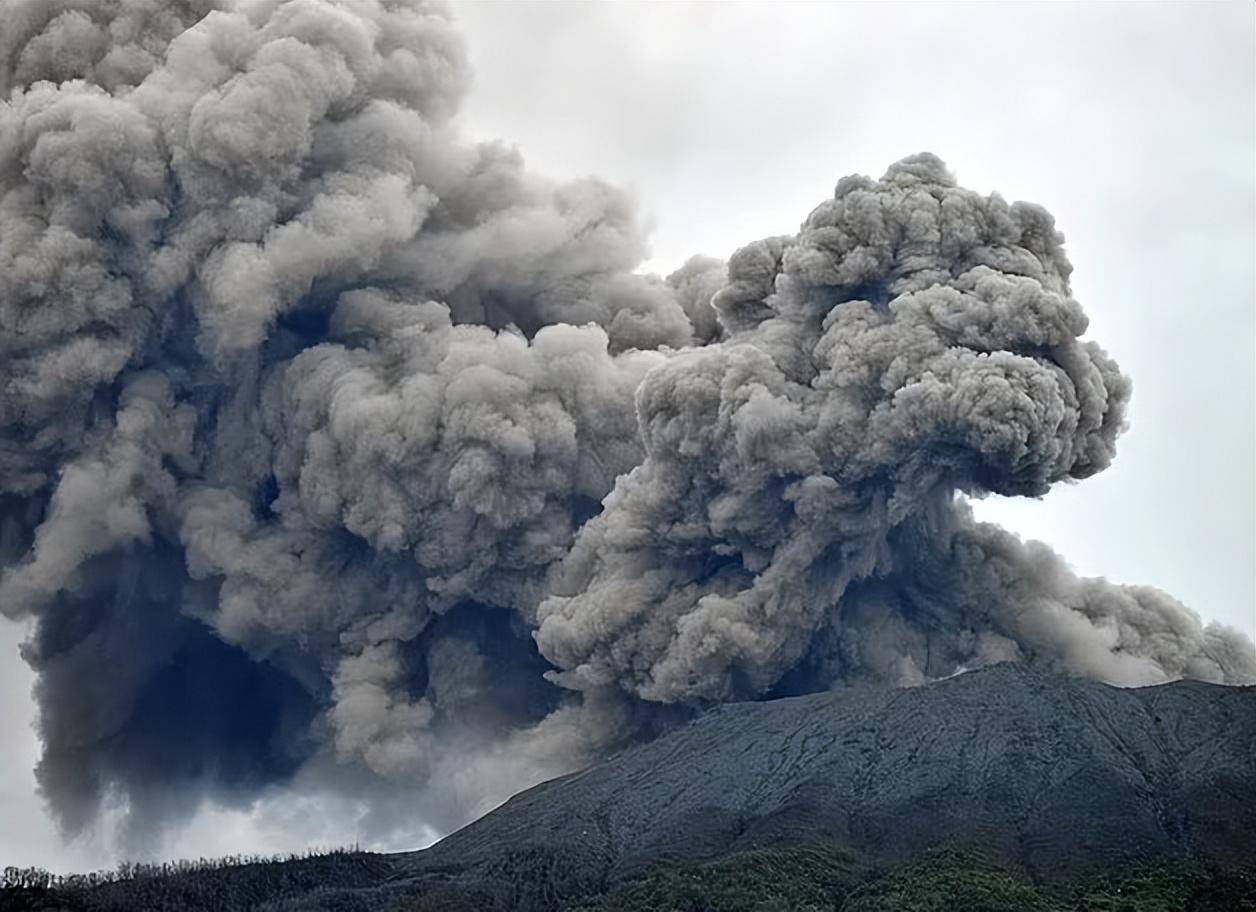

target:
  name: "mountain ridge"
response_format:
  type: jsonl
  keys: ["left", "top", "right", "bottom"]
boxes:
{"left": 404, "top": 663, "right": 1256, "bottom": 879}
{"left": 8, "top": 663, "right": 1254, "bottom": 911}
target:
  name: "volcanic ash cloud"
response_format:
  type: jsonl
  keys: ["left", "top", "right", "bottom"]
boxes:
{"left": 536, "top": 155, "right": 1255, "bottom": 701}
{"left": 0, "top": 0, "right": 1251, "bottom": 849}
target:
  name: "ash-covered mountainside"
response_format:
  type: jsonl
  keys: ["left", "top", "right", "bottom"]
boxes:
{"left": 381, "top": 663, "right": 1256, "bottom": 910}
{"left": 8, "top": 664, "right": 1255, "bottom": 911}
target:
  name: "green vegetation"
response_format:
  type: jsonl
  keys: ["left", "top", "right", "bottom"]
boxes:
{"left": 4, "top": 843, "right": 1254, "bottom": 911}
{"left": 569, "top": 844, "right": 862, "bottom": 912}
{"left": 570, "top": 846, "right": 1256, "bottom": 912}
{"left": 1068, "top": 860, "right": 1256, "bottom": 912}
{"left": 839, "top": 849, "right": 1059, "bottom": 912}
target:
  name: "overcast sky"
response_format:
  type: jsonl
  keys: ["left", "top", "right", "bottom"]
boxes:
{"left": 2, "top": 0, "right": 1252, "bottom": 873}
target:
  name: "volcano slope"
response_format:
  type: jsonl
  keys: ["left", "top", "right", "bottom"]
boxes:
{"left": 388, "top": 663, "right": 1256, "bottom": 909}
{"left": 10, "top": 663, "right": 1256, "bottom": 911}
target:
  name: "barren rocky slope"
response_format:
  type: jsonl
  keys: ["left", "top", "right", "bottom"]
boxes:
{"left": 381, "top": 663, "right": 1256, "bottom": 909}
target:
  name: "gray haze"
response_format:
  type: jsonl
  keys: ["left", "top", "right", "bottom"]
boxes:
{"left": 0, "top": 0, "right": 1252, "bottom": 872}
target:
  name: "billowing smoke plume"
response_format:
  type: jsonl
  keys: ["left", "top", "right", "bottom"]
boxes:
{"left": 1, "top": 0, "right": 1252, "bottom": 852}
{"left": 534, "top": 156, "right": 1255, "bottom": 699}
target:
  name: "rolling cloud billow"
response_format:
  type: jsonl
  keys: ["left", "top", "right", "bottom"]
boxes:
{"left": 1, "top": 0, "right": 1252, "bottom": 851}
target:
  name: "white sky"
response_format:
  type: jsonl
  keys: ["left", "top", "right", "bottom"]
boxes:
{"left": 2, "top": 0, "right": 1253, "bottom": 873}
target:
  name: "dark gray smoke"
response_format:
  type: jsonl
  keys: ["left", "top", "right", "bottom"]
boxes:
{"left": 535, "top": 157, "right": 1255, "bottom": 699}
{"left": 1, "top": 0, "right": 1251, "bottom": 852}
